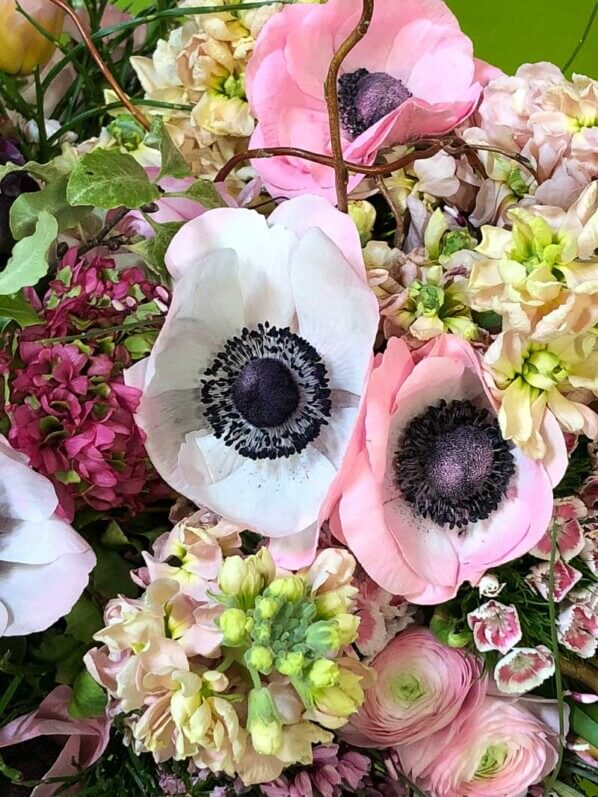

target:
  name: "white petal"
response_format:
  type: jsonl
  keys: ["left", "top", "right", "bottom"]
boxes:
{"left": 145, "top": 319, "right": 219, "bottom": 397}
{"left": 180, "top": 432, "right": 246, "bottom": 484}
{"left": 0, "top": 517, "right": 90, "bottom": 565}
{"left": 311, "top": 406, "right": 359, "bottom": 469}
{"left": 0, "top": 437, "right": 58, "bottom": 521}
{"left": 290, "top": 228, "right": 378, "bottom": 394}
{"left": 178, "top": 443, "right": 336, "bottom": 538}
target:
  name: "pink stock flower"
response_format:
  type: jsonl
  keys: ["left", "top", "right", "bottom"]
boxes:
{"left": 558, "top": 602, "right": 598, "bottom": 658}
{"left": 8, "top": 340, "right": 165, "bottom": 520}
{"left": 526, "top": 559, "right": 582, "bottom": 602}
{"left": 332, "top": 334, "right": 566, "bottom": 603}
{"left": 530, "top": 497, "right": 587, "bottom": 561}
{"left": 344, "top": 627, "right": 486, "bottom": 747}
{"left": 262, "top": 744, "right": 370, "bottom": 797}
{"left": 398, "top": 695, "right": 563, "bottom": 797}
{"left": 0, "top": 685, "right": 110, "bottom": 797}
{"left": 246, "top": 0, "right": 489, "bottom": 201}
{"left": 0, "top": 435, "right": 95, "bottom": 637}
{"left": 494, "top": 646, "right": 555, "bottom": 695}
{"left": 467, "top": 600, "right": 522, "bottom": 655}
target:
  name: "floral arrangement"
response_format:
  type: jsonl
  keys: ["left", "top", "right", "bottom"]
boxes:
{"left": 0, "top": 1, "right": 596, "bottom": 796}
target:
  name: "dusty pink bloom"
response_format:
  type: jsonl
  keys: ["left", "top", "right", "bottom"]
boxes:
{"left": 530, "top": 497, "right": 587, "bottom": 561}
{"left": 247, "top": 0, "right": 488, "bottom": 201}
{"left": 558, "top": 602, "right": 598, "bottom": 658}
{"left": 467, "top": 600, "right": 522, "bottom": 655}
{"left": 332, "top": 334, "right": 565, "bottom": 603}
{"left": 7, "top": 340, "right": 165, "bottom": 521}
{"left": 0, "top": 685, "right": 109, "bottom": 797}
{"left": 354, "top": 571, "right": 415, "bottom": 660}
{"left": 344, "top": 627, "right": 485, "bottom": 747}
{"left": 0, "top": 435, "right": 95, "bottom": 637}
{"left": 262, "top": 745, "right": 370, "bottom": 797}
{"left": 398, "top": 695, "right": 563, "bottom": 797}
{"left": 526, "top": 559, "right": 582, "bottom": 602}
{"left": 494, "top": 645, "right": 555, "bottom": 695}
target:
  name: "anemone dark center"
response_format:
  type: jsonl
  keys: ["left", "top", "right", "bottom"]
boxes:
{"left": 338, "top": 68, "right": 413, "bottom": 139}
{"left": 394, "top": 399, "right": 515, "bottom": 529}
{"left": 232, "top": 357, "right": 300, "bottom": 428}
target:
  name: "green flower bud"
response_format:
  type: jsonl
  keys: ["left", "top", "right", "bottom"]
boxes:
{"left": 507, "top": 168, "right": 528, "bottom": 198}
{"left": 523, "top": 348, "right": 567, "bottom": 391}
{"left": 308, "top": 659, "right": 340, "bottom": 690}
{"left": 335, "top": 614, "right": 360, "bottom": 647}
{"left": 255, "top": 595, "right": 279, "bottom": 621}
{"left": 219, "top": 607, "right": 248, "bottom": 646}
{"left": 416, "top": 284, "right": 445, "bottom": 317}
{"left": 266, "top": 576, "right": 305, "bottom": 603}
{"left": 305, "top": 620, "right": 341, "bottom": 654}
{"left": 223, "top": 73, "right": 246, "bottom": 100}
{"left": 441, "top": 229, "right": 476, "bottom": 258}
{"left": 247, "top": 687, "right": 283, "bottom": 756}
{"left": 107, "top": 114, "right": 146, "bottom": 152}
{"left": 348, "top": 200, "right": 376, "bottom": 246}
{"left": 275, "top": 651, "right": 305, "bottom": 677}
{"left": 253, "top": 623, "right": 272, "bottom": 645}
{"left": 245, "top": 645, "right": 274, "bottom": 674}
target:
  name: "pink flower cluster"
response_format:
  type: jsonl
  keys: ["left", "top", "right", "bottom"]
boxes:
{"left": 6, "top": 251, "right": 169, "bottom": 519}
{"left": 262, "top": 744, "right": 370, "bottom": 797}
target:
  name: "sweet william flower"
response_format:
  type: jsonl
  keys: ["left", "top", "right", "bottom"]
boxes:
{"left": 494, "top": 645, "right": 555, "bottom": 694}
{"left": 0, "top": 0, "right": 65, "bottom": 76}
{"left": 526, "top": 558, "right": 582, "bottom": 602}
{"left": 127, "top": 196, "right": 378, "bottom": 568}
{"left": 530, "top": 496, "right": 587, "bottom": 561}
{"left": 467, "top": 600, "right": 522, "bottom": 655}
{"left": 558, "top": 600, "right": 598, "bottom": 659}
{"left": 246, "top": 0, "right": 489, "bottom": 200}
{"left": 0, "top": 435, "right": 95, "bottom": 637}
{"left": 332, "top": 334, "right": 566, "bottom": 603}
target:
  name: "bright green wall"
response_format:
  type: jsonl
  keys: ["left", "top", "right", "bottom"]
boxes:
{"left": 116, "top": 0, "right": 598, "bottom": 78}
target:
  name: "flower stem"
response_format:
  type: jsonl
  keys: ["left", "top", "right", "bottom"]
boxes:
{"left": 544, "top": 520, "right": 566, "bottom": 795}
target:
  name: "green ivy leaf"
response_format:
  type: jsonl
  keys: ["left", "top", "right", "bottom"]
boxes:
{"left": 68, "top": 670, "right": 108, "bottom": 720}
{"left": 0, "top": 160, "right": 63, "bottom": 183}
{"left": 146, "top": 116, "right": 192, "bottom": 181}
{"left": 128, "top": 219, "right": 183, "bottom": 283}
{"left": 67, "top": 150, "right": 160, "bottom": 209}
{"left": 10, "top": 176, "right": 92, "bottom": 240}
{"left": 65, "top": 595, "right": 104, "bottom": 644}
{"left": 0, "top": 211, "right": 58, "bottom": 295}
{"left": 165, "top": 178, "right": 226, "bottom": 209}
{"left": 92, "top": 545, "right": 138, "bottom": 600}
{"left": 0, "top": 292, "right": 41, "bottom": 327}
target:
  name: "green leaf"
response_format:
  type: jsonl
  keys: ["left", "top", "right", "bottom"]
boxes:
{"left": 128, "top": 220, "right": 183, "bottom": 283}
{"left": 67, "top": 150, "right": 160, "bottom": 210}
{"left": 146, "top": 116, "right": 192, "bottom": 181}
{"left": 33, "top": 630, "right": 82, "bottom": 663}
{"left": 68, "top": 670, "right": 108, "bottom": 720}
{"left": 123, "top": 332, "right": 156, "bottom": 359}
{"left": 165, "top": 178, "right": 226, "bottom": 209}
{"left": 65, "top": 595, "right": 104, "bottom": 644}
{"left": 92, "top": 545, "right": 138, "bottom": 600}
{"left": 9, "top": 176, "right": 92, "bottom": 240}
{"left": 0, "top": 292, "right": 41, "bottom": 327}
{"left": 572, "top": 703, "right": 598, "bottom": 748}
{"left": 0, "top": 160, "right": 63, "bottom": 183}
{"left": 0, "top": 211, "right": 58, "bottom": 295}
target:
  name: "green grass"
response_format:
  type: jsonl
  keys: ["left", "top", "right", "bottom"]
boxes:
{"left": 114, "top": 0, "right": 597, "bottom": 78}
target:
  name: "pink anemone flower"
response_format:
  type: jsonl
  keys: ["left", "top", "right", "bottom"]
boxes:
{"left": 332, "top": 334, "right": 567, "bottom": 604}
{"left": 246, "top": 0, "right": 495, "bottom": 201}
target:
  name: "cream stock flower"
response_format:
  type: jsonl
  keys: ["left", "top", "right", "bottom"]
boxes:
{"left": 484, "top": 329, "right": 598, "bottom": 458}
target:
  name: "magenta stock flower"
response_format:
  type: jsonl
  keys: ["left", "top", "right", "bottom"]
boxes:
{"left": 467, "top": 600, "right": 522, "bottom": 655}
{"left": 0, "top": 685, "right": 109, "bottom": 797}
{"left": 494, "top": 646, "right": 555, "bottom": 695}
{"left": 333, "top": 334, "right": 565, "bottom": 603}
{"left": 246, "top": 0, "right": 489, "bottom": 201}
{"left": 345, "top": 627, "right": 485, "bottom": 747}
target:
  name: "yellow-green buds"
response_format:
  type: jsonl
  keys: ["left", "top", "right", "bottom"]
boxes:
{"left": 308, "top": 659, "right": 340, "bottom": 690}
{"left": 245, "top": 645, "right": 274, "bottom": 675}
{"left": 0, "top": 0, "right": 65, "bottom": 76}
{"left": 219, "top": 607, "right": 249, "bottom": 646}
{"left": 306, "top": 620, "right": 342, "bottom": 654}
{"left": 348, "top": 200, "right": 376, "bottom": 246}
{"left": 266, "top": 575, "right": 305, "bottom": 603}
{"left": 275, "top": 651, "right": 305, "bottom": 677}
{"left": 247, "top": 687, "right": 283, "bottom": 756}
{"left": 218, "top": 549, "right": 275, "bottom": 607}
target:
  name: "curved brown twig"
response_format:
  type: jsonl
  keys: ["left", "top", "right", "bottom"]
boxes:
{"left": 324, "top": 0, "right": 375, "bottom": 211}
{"left": 560, "top": 657, "right": 598, "bottom": 693}
{"left": 47, "top": 0, "right": 151, "bottom": 130}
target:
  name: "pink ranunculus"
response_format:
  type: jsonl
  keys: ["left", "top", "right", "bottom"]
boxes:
{"left": 246, "top": 0, "right": 489, "bottom": 201}
{"left": 344, "top": 627, "right": 486, "bottom": 748}
{"left": 0, "top": 685, "right": 110, "bottom": 797}
{"left": 0, "top": 435, "right": 95, "bottom": 637}
{"left": 467, "top": 600, "right": 522, "bottom": 655}
{"left": 332, "top": 334, "right": 566, "bottom": 604}
{"left": 494, "top": 645, "right": 555, "bottom": 695}
{"left": 398, "top": 695, "right": 564, "bottom": 797}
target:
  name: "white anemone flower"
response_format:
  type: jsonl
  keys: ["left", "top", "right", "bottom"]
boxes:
{"left": 0, "top": 436, "right": 95, "bottom": 636}
{"left": 127, "top": 195, "right": 379, "bottom": 567}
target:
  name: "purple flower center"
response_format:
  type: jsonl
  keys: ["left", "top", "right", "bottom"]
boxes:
{"left": 233, "top": 357, "right": 300, "bottom": 428}
{"left": 338, "top": 68, "right": 413, "bottom": 139}
{"left": 394, "top": 399, "right": 515, "bottom": 529}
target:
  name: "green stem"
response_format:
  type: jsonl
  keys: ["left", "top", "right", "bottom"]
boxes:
{"left": 0, "top": 673, "right": 23, "bottom": 717}
{"left": 37, "top": 319, "right": 163, "bottom": 345}
{"left": 33, "top": 68, "right": 49, "bottom": 161}
{"left": 562, "top": 2, "right": 598, "bottom": 73}
{"left": 544, "top": 521, "right": 566, "bottom": 795}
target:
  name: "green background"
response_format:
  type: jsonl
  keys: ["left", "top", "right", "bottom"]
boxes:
{"left": 115, "top": 0, "right": 598, "bottom": 78}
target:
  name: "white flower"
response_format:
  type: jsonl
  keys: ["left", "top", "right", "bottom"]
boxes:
{"left": 127, "top": 196, "right": 378, "bottom": 568}
{"left": 0, "top": 436, "right": 95, "bottom": 636}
